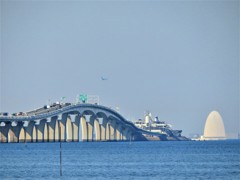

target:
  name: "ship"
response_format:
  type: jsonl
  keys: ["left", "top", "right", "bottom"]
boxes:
{"left": 133, "top": 112, "right": 183, "bottom": 138}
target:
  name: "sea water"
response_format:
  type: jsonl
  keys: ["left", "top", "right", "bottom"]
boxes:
{"left": 0, "top": 140, "right": 239, "bottom": 179}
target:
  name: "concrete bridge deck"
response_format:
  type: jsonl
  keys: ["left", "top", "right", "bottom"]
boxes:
{"left": 0, "top": 103, "right": 167, "bottom": 143}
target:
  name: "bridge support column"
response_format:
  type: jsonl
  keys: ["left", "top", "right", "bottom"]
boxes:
{"left": 32, "top": 126, "right": 37, "bottom": 142}
{"left": 122, "top": 128, "right": 129, "bottom": 141}
{"left": 124, "top": 129, "right": 132, "bottom": 141}
{"left": 116, "top": 124, "right": 123, "bottom": 141}
{"left": 129, "top": 132, "right": 135, "bottom": 141}
{"left": 58, "top": 114, "right": 67, "bottom": 142}
{"left": 19, "top": 125, "right": 25, "bottom": 143}
{"left": 98, "top": 118, "right": 107, "bottom": 141}
{"left": 70, "top": 114, "right": 80, "bottom": 142}
{"left": 94, "top": 119, "right": 101, "bottom": 141}
{"left": 101, "top": 123, "right": 107, "bottom": 141}
{"left": 66, "top": 116, "right": 73, "bottom": 142}
{"left": 84, "top": 115, "right": 93, "bottom": 142}
{"left": 54, "top": 120, "right": 59, "bottom": 142}
{"left": 0, "top": 122, "right": 10, "bottom": 143}
{"left": 106, "top": 123, "right": 110, "bottom": 141}
{"left": 25, "top": 121, "right": 34, "bottom": 142}
{"left": 47, "top": 117, "right": 57, "bottom": 142}
{"left": 35, "top": 120, "right": 40, "bottom": 142}
{"left": 8, "top": 122, "right": 21, "bottom": 143}
{"left": 81, "top": 116, "right": 88, "bottom": 141}
{"left": 35, "top": 119, "right": 48, "bottom": 142}
{"left": 109, "top": 120, "right": 116, "bottom": 141}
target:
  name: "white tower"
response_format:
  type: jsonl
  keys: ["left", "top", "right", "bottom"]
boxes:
{"left": 202, "top": 111, "right": 226, "bottom": 140}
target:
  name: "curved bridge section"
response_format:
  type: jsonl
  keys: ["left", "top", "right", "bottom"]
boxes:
{"left": 0, "top": 104, "right": 166, "bottom": 143}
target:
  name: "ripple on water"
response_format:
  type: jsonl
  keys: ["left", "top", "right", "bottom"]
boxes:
{"left": 0, "top": 141, "right": 240, "bottom": 179}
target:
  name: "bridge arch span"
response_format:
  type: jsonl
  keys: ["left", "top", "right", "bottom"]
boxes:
{"left": 0, "top": 103, "right": 167, "bottom": 143}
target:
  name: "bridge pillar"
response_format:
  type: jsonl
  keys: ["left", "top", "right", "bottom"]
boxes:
{"left": 80, "top": 116, "right": 87, "bottom": 141}
{"left": 58, "top": 114, "right": 67, "bottom": 142}
{"left": 66, "top": 116, "right": 73, "bottom": 142}
{"left": 19, "top": 125, "right": 25, "bottom": 143}
{"left": 8, "top": 122, "right": 21, "bottom": 143}
{"left": 35, "top": 119, "right": 48, "bottom": 142}
{"left": 47, "top": 117, "right": 57, "bottom": 142}
{"left": 0, "top": 122, "right": 10, "bottom": 143}
{"left": 99, "top": 118, "right": 107, "bottom": 141}
{"left": 95, "top": 117, "right": 107, "bottom": 141}
{"left": 109, "top": 120, "right": 116, "bottom": 141}
{"left": 94, "top": 118, "right": 101, "bottom": 141}
{"left": 23, "top": 121, "right": 35, "bottom": 143}
{"left": 124, "top": 129, "right": 132, "bottom": 141}
{"left": 54, "top": 119, "right": 59, "bottom": 142}
{"left": 70, "top": 114, "right": 80, "bottom": 142}
{"left": 128, "top": 132, "right": 135, "bottom": 141}
{"left": 44, "top": 122, "right": 48, "bottom": 142}
{"left": 116, "top": 123, "right": 123, "bottom": 141}
{"left": 122, "top": 127, "right": 129, "bottom": 141}
{"left": 83, "top": 115, "right": 94, "bottom": 142}
{"left": 105, "top": 122, "right": 110, "bottom": 141}
{"left": 32, "top": 126, "right": 37, "bottom": 142}
{"left": 35, "top": 120, "right": 41, "bottom": 142}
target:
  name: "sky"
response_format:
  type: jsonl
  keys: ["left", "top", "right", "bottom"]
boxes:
{"left": 0, "top": 0, "right": 239, "bottom": 138}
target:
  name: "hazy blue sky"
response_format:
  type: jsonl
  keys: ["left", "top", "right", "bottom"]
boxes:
{"left": 0, "top": 0, "right": 239, "bottom": 137}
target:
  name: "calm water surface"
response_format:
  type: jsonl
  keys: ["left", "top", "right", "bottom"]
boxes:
{"left": 0, "top": 140, "right": 239, "bottom": 179}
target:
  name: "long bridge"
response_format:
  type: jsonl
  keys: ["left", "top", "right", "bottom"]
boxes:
{"left": 0, "top": 103, "right": 167, "bottom": 143}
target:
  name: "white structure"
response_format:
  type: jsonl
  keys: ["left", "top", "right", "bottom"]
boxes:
{"left": 133, "top": 113, "right": 182, "bottom": 137}
{"left": 201, "top": 111, "right": 226, "bottom": 140}
{"left": 144, "top": 113, "right": 152, "bottom": 125}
